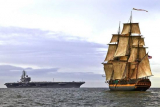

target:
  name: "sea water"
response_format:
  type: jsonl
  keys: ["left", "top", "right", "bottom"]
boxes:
{"left": 0, "top": 88, "right": 159, "bottom": 107}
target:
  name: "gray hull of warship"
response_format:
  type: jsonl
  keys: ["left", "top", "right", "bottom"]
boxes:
{"left": 4, "top": 71, "right": 85, "bottom": 88}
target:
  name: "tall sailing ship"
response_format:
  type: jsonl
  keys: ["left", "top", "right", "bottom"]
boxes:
{"left": 103, "top": 13, "right": 153, "bottom": 91}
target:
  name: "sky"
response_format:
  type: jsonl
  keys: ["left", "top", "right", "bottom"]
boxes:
{"left": 0, "top": 0, "right": 160, "bottom": 88}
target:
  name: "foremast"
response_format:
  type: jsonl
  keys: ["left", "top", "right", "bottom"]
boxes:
{"left": 103, "top": 12, "right": 152, "bottom": 82}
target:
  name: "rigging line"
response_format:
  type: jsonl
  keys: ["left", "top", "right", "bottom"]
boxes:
{"left": 139, "top": 52, "right": 148, "bottom": 63}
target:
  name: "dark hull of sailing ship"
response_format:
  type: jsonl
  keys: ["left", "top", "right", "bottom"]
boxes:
{"left": 4, "top": 71, "right": 85, "bottom": 88}
{"left": 103, "top": 12, "right": 153, "bottom": 91}
{"left": 109, "top": 79, "right": 151, "bottom": 91}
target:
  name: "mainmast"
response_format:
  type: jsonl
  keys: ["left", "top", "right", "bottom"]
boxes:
{"left": 127, "top": 11, "right": 132, "bottom": 79}
{"left": 129, "top": 11, "right": 132, "bottom": 54}
{"left": 136, "top": 33, "right": 140, "bottom": 79}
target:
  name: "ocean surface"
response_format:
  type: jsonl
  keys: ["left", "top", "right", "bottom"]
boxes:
{"left": 0, "top": 88, "right": 160, "bottom": 107}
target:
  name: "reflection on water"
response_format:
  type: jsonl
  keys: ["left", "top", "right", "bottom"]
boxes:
{"left": 0, "top": 88, "right": 159, "bottom": 107}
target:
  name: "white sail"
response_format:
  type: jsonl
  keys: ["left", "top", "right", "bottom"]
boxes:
{"left": 137, "top": 54, "right": 152, "bottom": 78}
{"left": 112, "top": 62, "right": 127, "bottom": 80}
{"left": 104, "top": 44, "right": 117, "bottom": 61}
{"left": 110, "top": 34, "right": 118, "bottom": 43}
{"left": 104, "top": 63, "right": 113, "bottom": 80}
{"left": 121, "top": 23, "right": 141, "bottom": 34}
{"left": 114, "top": 36, "right": 129, "bottom": 57}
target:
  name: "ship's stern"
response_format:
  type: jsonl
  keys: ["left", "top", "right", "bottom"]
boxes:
{"left": 134, "top": 79, "right": 151, "bottom": 91}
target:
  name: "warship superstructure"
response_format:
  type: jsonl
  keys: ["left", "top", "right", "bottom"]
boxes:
{"left": 103, "top": 11, "right": 153, "bottom": 91}
{"left": 5, "top": 70, "right": 85, "bottom": 88}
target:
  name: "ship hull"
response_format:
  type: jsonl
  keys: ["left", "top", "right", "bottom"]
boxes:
{"left": 109, "top": 79, "right": 151, "bottom": 91}
{"left": 4, "top": 82, "right": 85, "bottom": 88}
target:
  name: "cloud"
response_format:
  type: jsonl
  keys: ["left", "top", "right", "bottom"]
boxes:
{"left": 0, "top": 26, "right": 107, "bottom": 72}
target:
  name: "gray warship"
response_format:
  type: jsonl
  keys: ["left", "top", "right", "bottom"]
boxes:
{"left": 4, "top": 70, "right": 85, "bottom": 88}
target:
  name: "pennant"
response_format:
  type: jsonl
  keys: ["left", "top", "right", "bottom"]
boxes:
{"left": 133, "top": 8, "right": 148, "bottom": 12}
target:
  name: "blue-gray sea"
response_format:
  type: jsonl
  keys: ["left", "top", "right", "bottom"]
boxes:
{"left": 0, "top": 88, "right": 160, "bottom": 107}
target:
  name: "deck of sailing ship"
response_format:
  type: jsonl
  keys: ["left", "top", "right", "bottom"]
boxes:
{"left": 103, "top": 12, "right": 153, "bottom": 91}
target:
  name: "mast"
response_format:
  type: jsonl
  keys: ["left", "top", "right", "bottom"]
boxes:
{"left": 136, "top": 35, "right": 140, "bottom": 79}
{"left": 127, "top": 11, "right": 132, "bottom": 79}
{"left": 117, "top": 21, "right": 121, "bottom": 44}
{"left": 115, "top": 22, "right": 121, "bottom": 61}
